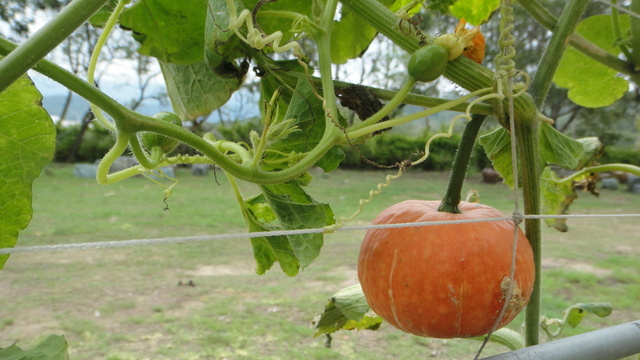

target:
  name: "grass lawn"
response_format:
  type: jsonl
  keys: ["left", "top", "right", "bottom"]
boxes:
{"left": 1, "top": 165, "right": 639, "bottom": 359}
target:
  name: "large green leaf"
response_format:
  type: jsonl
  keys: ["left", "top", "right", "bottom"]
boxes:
{"left": 554, "top": 15, "right": 630, "bottom": 107}
{"left": 241, "top": 181, "right": 334, "bottom": 276}
{"left": 159, "top": 61, "right": 242, "bottom": 121}
{"left": 313, "top": 284, "right": 382, "bottom": 338}
{"left": 449, "top": 0, "right": 500, "bottom": 25}
{"left": 0, "top": 76, "right": 56, "bottom": 269}
{"left": 480, "top": 124, "right": 601, "bottom": 191}
{"left": 243, "top": 204, "right": 301, "bottom": 276}
{"left": 260, "top": 182, "right": 334, "bottom": 269}
{"left": 0, "top": 334, "right": 68, "bottom": 360}
{"left": 120, "top": 0, "right": 207, "bottom": 64}
{"left": 267, "top": 77, "right": 345, "bottom": 172}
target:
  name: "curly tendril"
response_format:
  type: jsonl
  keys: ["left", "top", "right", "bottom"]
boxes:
{"left": 323, "top": 161, "right": 411, "bottom": 233}
{"left": 226, "top": 0, "right": 304, "bottom": 57}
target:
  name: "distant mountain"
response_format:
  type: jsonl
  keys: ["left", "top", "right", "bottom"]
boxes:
{"left": 42, "top": 94, "right": 90, "bottom": 122}
{"left": 41, "top": 93, "right": 170, "bottom": 124}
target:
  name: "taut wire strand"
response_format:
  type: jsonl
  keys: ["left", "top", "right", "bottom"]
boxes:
{"left": 2, "top": 213, "right": 640, "bottom": 256}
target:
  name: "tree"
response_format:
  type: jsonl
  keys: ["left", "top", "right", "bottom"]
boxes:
{"left": 1, "top": 0, "right": 167, "bottom": 162}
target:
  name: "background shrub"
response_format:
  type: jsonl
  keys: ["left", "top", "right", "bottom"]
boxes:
{"left": 54, "top": 124, "right": 115, "bottom": 163}
{"left": 600, "top": 146, "right": 640, "bottom": 166}
{"left": 340, "top": 131, "right": 491, "bottom": 171}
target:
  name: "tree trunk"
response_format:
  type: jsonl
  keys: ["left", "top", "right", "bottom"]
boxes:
{"left": 66, "top": 109, "right": 94, "bottom": 163}
{"left": 58, "top": 90, "right": 73, "bottom": 124}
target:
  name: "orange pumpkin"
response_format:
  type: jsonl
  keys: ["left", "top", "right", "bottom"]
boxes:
{"left": 358, "top": 200, "right": 535, "bottom": 338}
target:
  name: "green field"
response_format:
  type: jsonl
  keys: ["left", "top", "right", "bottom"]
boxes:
{"left": 1, "top": 165, "right": 639, "bottom": 359}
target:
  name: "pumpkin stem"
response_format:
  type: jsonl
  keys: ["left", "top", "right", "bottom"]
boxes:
{"left": 438, "top": 114, "right": 487, "bottom": 214}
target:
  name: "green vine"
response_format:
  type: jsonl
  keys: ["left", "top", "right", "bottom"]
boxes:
{"left": 438, "top": 114, "right": 487, "bottom": 214}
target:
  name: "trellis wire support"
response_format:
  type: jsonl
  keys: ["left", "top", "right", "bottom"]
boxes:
{"left": 481, "top": 321, "right": 640, "bottom": 360}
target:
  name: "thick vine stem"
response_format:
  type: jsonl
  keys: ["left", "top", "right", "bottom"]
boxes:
{"left": 438, "top": 114, "right": 487, "bottom": 214}
{"left": 529, "top": 0, "right": 589, "bottom": 106}
{"left": 311, "top": 0, "right": 343, "bottom": 138}
{"left": 523, "top": 0, "right": 589, "bottom": 345}
{"left": 0, "top": 0, "right": 109, "bottom": 93}
{"left": 630, "top": 0, "right": 640, "bottom": 69}
{"left": 516, "top": 120, "right": 542, "bottom": 347}
{"left": 611, "top": 0, "right": 633, "bottom": 61}
{"left": 335, "top": 0, "right": 425, "bottom": 51}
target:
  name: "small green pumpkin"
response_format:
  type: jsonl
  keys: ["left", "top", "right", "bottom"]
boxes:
{"left": 407, "top": 44, "right": 449, "bottom": 83}
{"left": 139, "top": 111, "right": 182, "bottom": 154}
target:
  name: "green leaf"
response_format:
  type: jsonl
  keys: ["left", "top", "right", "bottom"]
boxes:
{"left": 246, "top": 0, "right": 313, "bottom": 45}
{"left": 478, "top": 128, "right": 515, "bottom": 188}
{"left": 470, "top": 328, "right": 525, "bottom": 351}
{"left": 240, "top": 181, "right": 334, "bottom": 276}
{"left": 330, "top": 8, "right": 379, "bottom": 64}
{"left": 480, "top": 125, "right": 600, "bottom": 193}
{"left": 539, "top": 122, "right": 584, "bottom": 170}
{"left": 259, "top": 59, "right": 306, "bottom": 124}
{"left": 259, "top": 182, "right": 334, "bottom": 269}
{"left": 244, "top": 210, "right": 301, "bottom": 276}
{"left": 205, "top": 0, "right": 313, "bottom": 67}
{"left": 120, "top": 0, "right": 207, "bottom": 64}
{"left": 331, "top": 0, "right": 419, "bottom": 64}
{"left": 554, "top": 15, "right": 630, "bottom": 107}
{"left": 88, "top": 0, "right": 118, "bottom": 27}
{"left": 159, "top": 61, "right": 242, "bottom": 121}
{"left": 449, "top": 0, "right": 500, "bottom": 26}
{"left": 540, "top": 167, "right": 576, "bottom": 232}
{"left": 565, "top": 303, "right": 613, "bottom": 328}
{"left": 575, "top": 137, "right": 605, "bottom": 169}
{"left": 0, "top": 334, "right": 68, "bottom": 359}
{"left": 0, "top": 76, "right": 56, "bottom": 270}
{"left": 313, "top": 284, "right": 383, "bottom": 337}
{"left": 204, "top": 0, "right": 246, "bottom": 73}
{"left": 331, "top": 284, "right": 373, "bottom": 320}
{"left": 267, "top": 77, "right": 345, "bottom": 172}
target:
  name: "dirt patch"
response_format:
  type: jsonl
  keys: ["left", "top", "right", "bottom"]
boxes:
{"left": 613, "top": 245, "right": 639, "bottom": 255}
{"left": 542, "top": 258, "right": 612, "bottom": 277}
{"left": 183, "top": 264, "right": 254, "bottom": 277}
{"left": 338, "top": 267, "right": 359, "bottom": 287}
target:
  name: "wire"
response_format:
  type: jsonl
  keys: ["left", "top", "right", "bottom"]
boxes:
{"left": 595, "top": 0, "right": 640, "bottom": 19}
{"left": 2, "top": 213, "right": 639, "bottom": 256}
